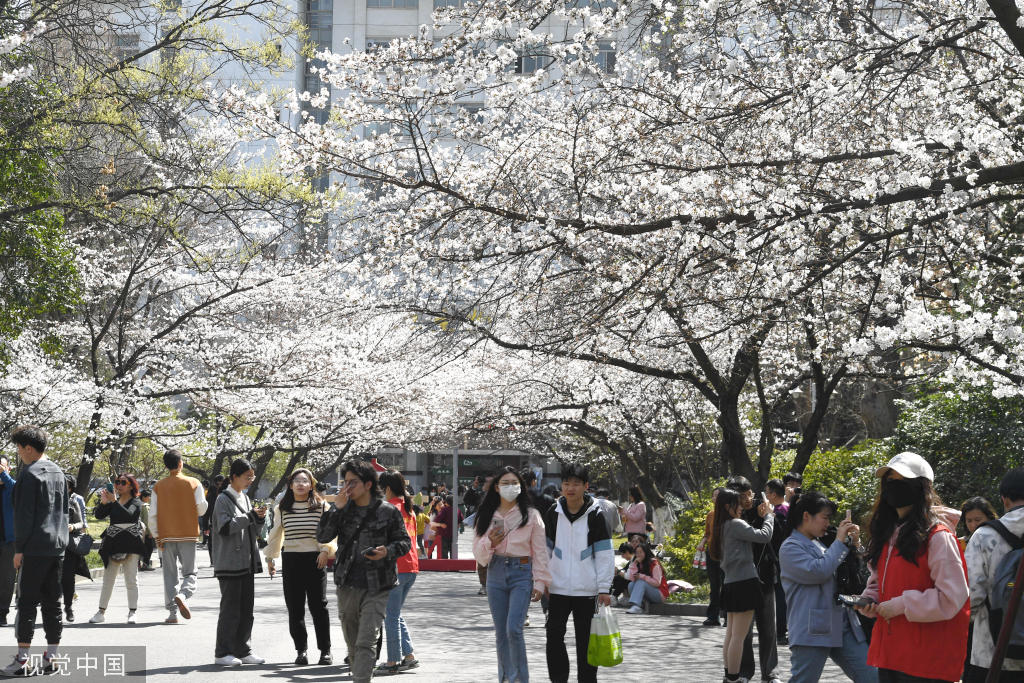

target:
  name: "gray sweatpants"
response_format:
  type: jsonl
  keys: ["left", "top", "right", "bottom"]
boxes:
{"left": 161, "top": 541, "right": 198, "bottom": 615}
{"left": 337, "top": 585, "right": 390, "bottom": 683}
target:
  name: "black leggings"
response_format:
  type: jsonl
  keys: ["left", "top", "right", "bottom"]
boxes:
{"left": 281, "top": 552, "right": 331, "bottom": 652}
{"left": 60, "top": 549, "right": 77, "bottom": 610}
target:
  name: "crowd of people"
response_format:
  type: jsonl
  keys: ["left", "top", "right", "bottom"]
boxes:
{"left": 3, "top": 423, "right": 1024, "bottom": 683}
{"left": 697, "top": 452, "right": 1024, "bottom": 683}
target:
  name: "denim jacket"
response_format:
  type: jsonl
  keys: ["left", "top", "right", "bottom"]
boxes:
{"left": 317, "top": 497, "right": 411, "bottom": 593}
{"left": 780, "top": 531, "right": 866, "bottom": 648}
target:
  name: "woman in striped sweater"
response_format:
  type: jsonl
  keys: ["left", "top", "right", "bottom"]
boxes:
{"left": 265, "top": 468, "right": 337, "bottom": 666}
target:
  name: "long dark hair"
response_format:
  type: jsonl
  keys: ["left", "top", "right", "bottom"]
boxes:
{"left": 280, "top": 468, "right": 324, "bottom": 513}
{"left": 635, "top": 541, "right": 658, "bottom": 575}
{"left": 709, "top": 489, "right": 741, "bottom": 562}
{"left": 474, "top": 466, "right": 532, "bottom": 537}
{"left": 379, "top": 470, "right": 413, "bottom": 515}
{"left": 867, "top": 476, "right": 944, "bottom": 568}
{"left": 629, "top": 485, "right": 644, "bottom": 504}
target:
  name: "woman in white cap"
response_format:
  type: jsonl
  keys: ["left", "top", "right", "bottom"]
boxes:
{"left": 855, "top": 452, "right": 970, "bottom": 683}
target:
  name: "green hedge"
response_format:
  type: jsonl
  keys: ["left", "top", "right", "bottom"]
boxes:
{"left": 660, "top": 442, "right": 889, "bottom": 585}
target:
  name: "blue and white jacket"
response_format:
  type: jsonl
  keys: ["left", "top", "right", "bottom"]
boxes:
{"left": 544, "top": 495, "right": 615, "bottom": 596}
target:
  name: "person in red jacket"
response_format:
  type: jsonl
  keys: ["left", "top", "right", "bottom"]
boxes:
{"left": 376, "top": 471, "right": 420, "bottom": 675}
{"left": 856, "top": 452, "right": 970, "bottom": 683}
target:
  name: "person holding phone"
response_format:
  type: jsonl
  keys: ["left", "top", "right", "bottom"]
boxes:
{"left": 211, "top": 459, "right": 267, "bottom": 666}
{"left": 855, "top": 452, "right": 969, "bottom": 683}
{"left": 709, "top": 486, "right": 774, "bottom": 683}
{"left": 473, "top": 466, "right": 549, "bottom": 683}
{"left": 779, "top": 491, "right": 877, "bottom": 682}
{"left": 316, "top": 461, "right": 411, "bottom": 683}
{"left": 90, "top": 473, "right": 146, "bottom": 624}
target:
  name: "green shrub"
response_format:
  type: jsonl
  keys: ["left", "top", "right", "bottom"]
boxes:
{"left": 771, "top": 441, "right": 889, "bottom": 529}
{"left": 659, "top": 478, "right": 725, "bottom": 585}
{"left": 893, "top": 389, "right": 1024, "bottom": 515}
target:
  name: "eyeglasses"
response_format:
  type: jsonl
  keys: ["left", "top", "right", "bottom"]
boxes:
{"left": 115, "top": 479, "right": 128, "bottom": 485}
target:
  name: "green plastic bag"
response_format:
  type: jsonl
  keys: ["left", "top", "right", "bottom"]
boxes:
{"left": 587, "top": 604, "right": 623, "bottom": 667}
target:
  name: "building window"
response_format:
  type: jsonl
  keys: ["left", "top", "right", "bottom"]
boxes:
{"left": 365, "top": 38, "right": 391, "bottom": 53}
{"left": 112, "top": 33, "right": 140, "bottom": 62}
{"left": 368, "top": 0, "right": 418, "bottom": 8}
{"left": 595, "top": 41, "right": 615, "bottom": 73}
{"left": 515, "top": 50, "right": 552, "bottom": 74}
{"left": 434, "top": 0, "right": 465, "bottom": 7}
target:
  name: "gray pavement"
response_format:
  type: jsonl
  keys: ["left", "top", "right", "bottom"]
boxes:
{"left": 10, "top": 533, "right": 851, "bottom": 682}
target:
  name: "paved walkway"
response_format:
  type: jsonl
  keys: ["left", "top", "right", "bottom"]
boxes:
{"left": 10, "top": 533, "right": 851, "bottom": 681}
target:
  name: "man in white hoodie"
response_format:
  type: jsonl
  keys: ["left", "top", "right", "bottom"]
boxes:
{"left": 965, "top": 467, "right": 1024, "bottom": 682}
{"left": 543, "top": 464, "right": 615, "bottom": 683}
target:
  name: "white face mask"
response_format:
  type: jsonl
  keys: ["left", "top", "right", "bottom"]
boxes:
{"left": 498, "top": 484, "right": 521, "bottom": 502}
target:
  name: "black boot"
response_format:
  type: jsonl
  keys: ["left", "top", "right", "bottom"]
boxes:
{"left": 295, "top": 651, "right": 308, "bottom": 666}
{"left": 65, "top": 608, "right": 74, "bottom": 623}
{"left": 318, "top": 651, "right": 332, "bottom": 665}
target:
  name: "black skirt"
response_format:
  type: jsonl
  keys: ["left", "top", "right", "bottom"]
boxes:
{"left": 722, "top": 577, "right": 761, "bottom": 613}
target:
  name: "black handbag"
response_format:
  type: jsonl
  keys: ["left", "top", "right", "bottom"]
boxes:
{"left": 69, "top": 533, "right": 94, "bottom": 555}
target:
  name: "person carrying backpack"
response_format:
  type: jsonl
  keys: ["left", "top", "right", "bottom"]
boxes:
{"left": 964, "top": 467, "right": 1024, "bottom": 682}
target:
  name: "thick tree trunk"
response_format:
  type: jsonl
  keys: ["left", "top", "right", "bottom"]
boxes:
{"left": 74, "top": 406, "right": 104, "bottom": 495}
{"left": 313, "top": 443, "right": 352, "bottom": 484}
{"left": 987, "top": 0, "right": 1024, "bottom": 57}
{"left": 791, "top": 367, "right": 848, "bottom": 475}
{"left": 247, "top": 445, "right": 276, "bottom": 499}
{"left": 717, "top": 395, "right": 759, "bottom": 486}
{"left": 268, "top": 448, "right": 308, "bottom": 499}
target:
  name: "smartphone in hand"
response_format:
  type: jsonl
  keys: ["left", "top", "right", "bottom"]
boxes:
{"left": 838, "top": 594, "right": 875, "bottom": 608}
{"left": 361, "top": 546, "right": 378, "bottom": 557}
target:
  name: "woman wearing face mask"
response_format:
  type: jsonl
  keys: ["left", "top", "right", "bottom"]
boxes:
{"left": 855, "top": 452, "right": 969, "bottom": 683}
{"left": 473, "top": 466, "right": 550, "bottom": 683}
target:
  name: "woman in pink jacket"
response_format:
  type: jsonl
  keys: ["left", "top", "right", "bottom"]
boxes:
{"left": 619, "top": 486, "right": 647, "bottom": 537}
{"left": 473, "top": 467, "right": 550, "bottom": 683}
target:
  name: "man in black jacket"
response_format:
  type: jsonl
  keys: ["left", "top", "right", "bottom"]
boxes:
{"left": 4, "top": 425, "right": 68, "bottom": 677}
{"left": 317, "top": 460, "right": 410, "bottom": 683}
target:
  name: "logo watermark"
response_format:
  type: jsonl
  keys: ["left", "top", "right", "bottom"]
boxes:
{"left": 0, "top": 646, "right": 145, "bottom": 680}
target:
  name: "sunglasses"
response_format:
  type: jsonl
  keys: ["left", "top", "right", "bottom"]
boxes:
{"left": 115, "top": 479, "right": 128, "bottom": 485}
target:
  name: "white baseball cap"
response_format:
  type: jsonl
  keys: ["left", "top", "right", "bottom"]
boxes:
{"left": 875, "top": 451, "right": 934, "bottom": 482}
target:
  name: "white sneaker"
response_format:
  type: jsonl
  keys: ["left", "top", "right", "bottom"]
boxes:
{"left": 1, "top": 655, "right": 33, "bottom": 677}
{"left": 89, "top": 610, "right": 105, "bottom": 623}
{"left": 215, "top": 655, "right": 242, "bottom": 666}
{"left": 626, "top": 605, "right": 644, "bottom": 614}
{"left": 126, "top": 611, "right": 137, "bottom": 624}
{"left": 239, "top": 654, "right": 265, "bottom": 665}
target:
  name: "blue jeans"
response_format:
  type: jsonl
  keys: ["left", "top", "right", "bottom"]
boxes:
{"left": 487, "top": 556, "right": 534, "bottom": 683}
{"left": 789, "top": 618, "right": 878, "bottom": 683}
{"left": 384, "top": 572, "right": 417, "bottom": 663}
{"left": 627, "top": 580, "right": 664, "bottom": 607}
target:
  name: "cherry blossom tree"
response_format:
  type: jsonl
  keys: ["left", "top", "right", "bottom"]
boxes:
{"left": 213, "top": 0, "right": 1024, "bottom": 484}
